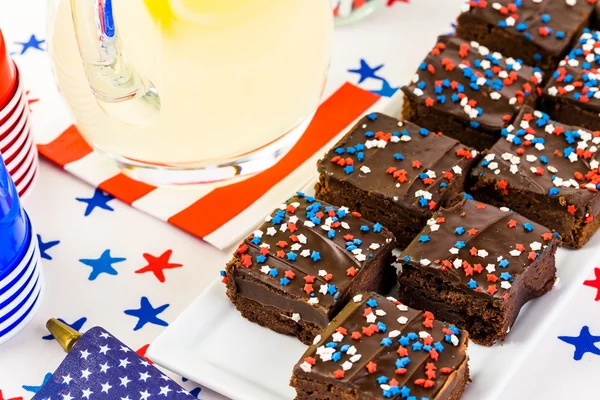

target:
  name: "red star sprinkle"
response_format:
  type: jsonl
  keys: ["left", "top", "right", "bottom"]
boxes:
{"left": 528, "top": 252, "right": 537, "bottom": 260}
{"left": 333, "top": 370, "right": 345, "bottom": 379}
{"left": 487, "top": 285, "right": 498, "bottom": 295}
{"left": 583, "top": 268, "right": 600, "bottom": 301}
{"left": 541, "top": 232, "right": 553, "bottom": 241}
{"left": 305, "top": 357, "right": 316, "bottom": 365}
{"left": 507, "top": 219, "right": 517, "bottom": 228}
{"left": 304, "top": 275, "right": 315, "bottom": 283}
{"left": 396, "top": 368, "right": 408, "bottom": 375}
{"left": 346, "top": 267, "right": 358, "bottom": 277}
{"left": 397, "top": 346, "right": 409, "bottom": 357}
{"left": 567, "top": 205, "right": 576, "bottom": 214}
{"left": 260, "top": 247, "right": 269, "bottom": 255}
{"left": 285, "top": 270, "right": 296, "bottom": 279}
{"left": 440, "top": 367, "right": 453, "bottom": 374}
{"left": 515, "top": 243, "right": 525, "bottom": 252}
{"left": 236, "top": 244, "right": 248, "bottom": 254}
{"left": 412, "top": 160, "right": 422, "bottom": 168}
{"left": 134, "top": 250, "right": 183, "bottom": 283}
{"left": 136, "top": 344, "right": 154, "bottom": 364}
{"left": 303, "top": 284, "right": 313, "bottom": 294}
{"left": 475, "top": 203, "right": 487, "bottom": 209}
{"left": 351, "top": 331, "right": 362, "bottom": 340}
{"left": 429, "top": 349, "right": 439, "bottom": 361}
{"left": 276, "top": 250, "right": 285, "bottom": 258}
{"left": 336, "top": 327, "right": 348, "bottom": 335}
{"left": 324, "top": 273, "right": 333, "bottom": 281}
{"left": 366, "top": 361, "right": 377, "bottom": 373}
{"left": 467, "top": 228, "right": 479, "bottom": 235}
{"left": 276, "top": 240, "right": 288, "bottom": 248}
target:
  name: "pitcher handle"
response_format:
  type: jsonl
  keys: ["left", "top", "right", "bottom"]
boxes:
{"left": 70, "top": 0, "right": 160, "bottom": 125}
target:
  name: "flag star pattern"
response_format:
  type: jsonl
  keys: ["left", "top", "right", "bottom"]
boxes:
{"left": 123, "top": 297, "right": 169, "bottom": 331}
{"left": 79, "top": 249, "right": 126, "bottom": 281}
{"left": 32, "top": 328, "right": 194, "bottom": 399}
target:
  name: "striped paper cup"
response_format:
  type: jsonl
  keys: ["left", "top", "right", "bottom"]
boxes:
{"left": 0, "top": 64, "right": 37, "bottom": 198}
{"left": 0, "top": 211, "right": 43, "bottom": 345}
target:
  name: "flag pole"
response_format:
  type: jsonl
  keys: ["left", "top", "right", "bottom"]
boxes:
{"left": 46, "top": 318, "right": 82, "bottom": 353}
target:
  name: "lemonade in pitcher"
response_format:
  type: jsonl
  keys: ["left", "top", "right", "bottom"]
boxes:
{"left": 48, "top": 0, "right": 333, "bottom": 184}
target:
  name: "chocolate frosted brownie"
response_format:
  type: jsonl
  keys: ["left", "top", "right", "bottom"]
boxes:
{"left": 225, "top": 194, "right": 396, "bottom": 345}
{"left": 315, "top": 113, "right": 478, "bottom": 248}
{"left": 290, "top": 293, "right": 469, "bottom": 400}
{"left": 397, "top": 198, "right": 558, "bottom": 346}
{"left": 456, "top": 0, "right": 595, "bottom": 74}
{"left": 401, "top": 36, "right": 542, "bottom": 151}
{"left": 470, "top": 106, "right": 600, "bottom": 248}
{"left": 541, "top": 29, "right": 600, "bottom": 132}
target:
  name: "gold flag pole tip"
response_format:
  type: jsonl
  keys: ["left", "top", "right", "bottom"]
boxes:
{"left": 46, "top": 318, "right": 82, "bottom": 353}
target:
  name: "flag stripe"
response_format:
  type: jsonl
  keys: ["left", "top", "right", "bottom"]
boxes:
{"left": 99, "top": 173, "right": 156, "bottom": 205}
{"left": 37, "top": 125, "right": 93, "bottom": 167}
{"left": 168, "top": 83, "right": 380, "bottom": 239}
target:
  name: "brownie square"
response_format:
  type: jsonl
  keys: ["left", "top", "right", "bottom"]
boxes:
{"left": 541, "top": 29, "right": 600, "bottom": 132}
{"left": 225, "top": 194, "right": 396, "bottom": 345}
{"left": 456, "top": 0, "right": 595, "bottom": 74}
{"left": 401, "top": 36, "right": 542, "bottom": 151}
{"left": 470, "top": 106, "right": 600, "bottom": 248}
{"left": 315, "top": 112, "right": 478, "bottom": 249}
{"left": 397, "top": 198, "right": 558, "bottom": 346}
{"left": 290, "top": 293, "right": 470, "bottom": 400}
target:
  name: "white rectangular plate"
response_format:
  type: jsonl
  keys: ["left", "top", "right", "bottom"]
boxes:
{"left": 149, "top": 181, "right": 600, "bottom": 400}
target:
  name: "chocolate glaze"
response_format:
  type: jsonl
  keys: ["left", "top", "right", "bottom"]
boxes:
{"left": 399, "top": 198, "right": 556, "bottom": 300}
{"left": 544, "top": 29, "right": 600, "bottom": 113}
{"left": 293, "top": 293, "right": 468, "bottom": 399}
{"left": 402, "top": 35, "right": 541, "bottom": 131}
{"left": 317, "top": 113, "right": 477, "bottom": 215}
{"left": 472, "top": 106, "right": 600, "bottom": 217}
{"left": 229, "top": 194, "right": 396, "bottom": 327}
{"left": 458, "top": 0, "right": 595, "bottom": 56}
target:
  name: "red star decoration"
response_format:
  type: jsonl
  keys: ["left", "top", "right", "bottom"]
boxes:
{"left": 387, "top": 0, "right": 409, "bottom": 5}
{"left": 25, "top": 90, "right": 39, "bottom": 112}
{"left": 583, "top": 268, "right": 600, "bottom": 301}
{"left": 0, "top": 390, "right": 23, "bottom": 400}
{"left": 136, "top": 343, "right": 154, "bottom": 364}
{"left": 134, "top": 249, "right": 183, "bottom": 283}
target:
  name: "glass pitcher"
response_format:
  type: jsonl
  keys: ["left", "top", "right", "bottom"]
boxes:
{"left": 47, "top": 0, "right": 333, "bottom": 185}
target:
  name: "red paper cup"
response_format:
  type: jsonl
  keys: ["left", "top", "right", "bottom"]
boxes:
{"left": 0, "top": 30, "right": 18, "bottom": 110}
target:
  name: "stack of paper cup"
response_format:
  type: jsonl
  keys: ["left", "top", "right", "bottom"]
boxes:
{"left": 0, "top": 152, "right": 43, "bottom": 345}
{"left": 0, "top": 29, "right": 37, "bottom": 198}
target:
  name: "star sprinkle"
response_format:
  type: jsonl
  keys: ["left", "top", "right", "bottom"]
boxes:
{"left": 135, "top": 250, "right": 183, "bottom": 283}
{"left": 558, "top": 326, "right": 600, "bottom": 360}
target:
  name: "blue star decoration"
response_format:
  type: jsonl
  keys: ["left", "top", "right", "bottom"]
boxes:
{"left": 558, "top": 325, "right": 600, "bottom": 361}
{"left": 348, "top": 59, "right": 384, "bottom": 84}
{"left": 371, "top": 80, "right": 399, "bottom": 98}
{"left": 124, "top": 296, "right": 169, "bottom": 331}
{"left": 37, "top": 234, "right": 60, "bottom": 260}
{"left": 42, "top": 317, "right": 87, "bottom": 340}
{"left": 182, "top": 377, "right": 202, "bottom": 398}
{"left": 15, "top": 34, "right": 45, "bottom": 55}
{"left": 76, "top": 188, "right": 115, "bottom": 216}
{"left": 22, "top": 372, "right": 52, "bottom": 393}
{"left": 79, "top": 249, "right": 126, "bottom": 281}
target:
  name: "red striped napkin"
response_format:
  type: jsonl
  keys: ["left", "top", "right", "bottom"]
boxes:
{"left": 35, "top": 83, "right": 386, "bottom": 249}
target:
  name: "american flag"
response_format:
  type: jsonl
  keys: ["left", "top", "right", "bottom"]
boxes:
{"left": 33, "top": 327, "right": 193, "bottom": 399}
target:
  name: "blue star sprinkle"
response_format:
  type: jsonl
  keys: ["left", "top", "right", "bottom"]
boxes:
{"left": 42, "top": 317, "right": 87, "bottom": 340}
{"left": 15, "top": 34, "right": 45, "bottom": 54}
{"left": 348, "top": 59, "right": 384, "bottom": 83}
{"left": 558, "top": 326, "right": 600, "bottom": 361}
{"left": 79, "top": 249, "right": 126, "bottom": 280}
{"left": 124, "top": 296, "right": 170, "bottom": 331}
{"left": 37, "top": 234, "right": 60, "bottom": 260}
{"left": 76, "top": 188, "right": 115, "bottom": 216}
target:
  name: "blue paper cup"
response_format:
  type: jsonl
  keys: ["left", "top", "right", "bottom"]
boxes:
{"left": 0, "top": 211, "right": 43, "bottom": 344}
